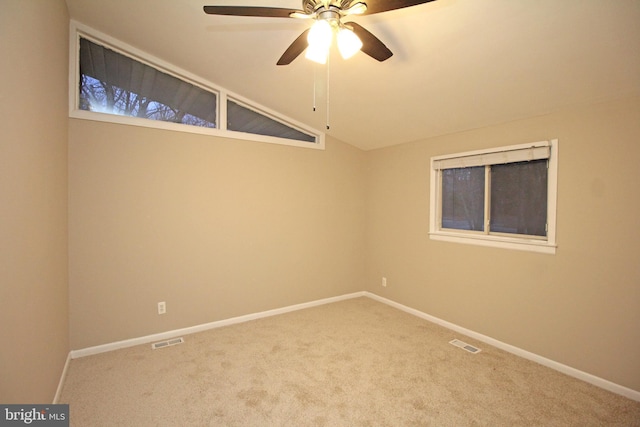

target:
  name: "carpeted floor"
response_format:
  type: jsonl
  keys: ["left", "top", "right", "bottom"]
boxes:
{"left": 59, "top": 297, "right": 640, "bottom": 426}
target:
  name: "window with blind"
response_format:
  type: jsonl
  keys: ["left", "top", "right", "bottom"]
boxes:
{"left": 70, "top": 22, "right": 324, "bottom": 149}
{"left": 227, "top": 99, "right": 316, "bottom": 143}
{"left": 78, "top": 37, "right": 217, "bottom": 128}
{"left": 429, "top": 140, "right": 558, "bottom": 254}
{"left": 78, "top": 37, "right": 218, "bottom": 128}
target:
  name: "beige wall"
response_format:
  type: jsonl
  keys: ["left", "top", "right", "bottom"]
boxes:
{"left": 68, "top": 96, "right": 640, "bottom": 393}
{"left": 68, "top": 121, "right": 366, "bottom": 349}
{"left": 0, "top": 0, "right": 69, "bottom": 402}
{"left": 365, "top": 95, "right": 640, "bottom": 392}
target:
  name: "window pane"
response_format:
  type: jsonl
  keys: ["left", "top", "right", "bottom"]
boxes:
{"left": 79, "top": 37, "right": 217, "bottom": 128}
{"left": 227, "top": 100, "right": 316, "bottom": 143}
{"left": 441, "top": 167, "right": 485, "bottom": 231}
{"left": 490, "top": 160, "right": 547, "bottom": 236}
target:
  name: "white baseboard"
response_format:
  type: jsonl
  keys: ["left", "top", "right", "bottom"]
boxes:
{"left": 53, "top": 352, "right": 71, "bottom": 404}
{"left": 365, "top": 292, "right": 640, "bottom": 402}
{"left": 67, "top": 290, "right": 639, "bottom": 402}
{"left": 70, "top": 291, "right": 366, "bottom": 359}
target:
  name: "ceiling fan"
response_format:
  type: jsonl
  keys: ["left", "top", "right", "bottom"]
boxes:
{"left": 203, "top": 0, "right": 436, "bottom": 65}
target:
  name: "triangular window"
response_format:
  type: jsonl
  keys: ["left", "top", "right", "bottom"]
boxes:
{"left": 79, "top": 37, "right": 217, "bottom": 128}
{"left": 227, "top": 99, "right": 315, "bottom": 143}
{"left": 71, "top": 23, "right": 323, "bottom": 149}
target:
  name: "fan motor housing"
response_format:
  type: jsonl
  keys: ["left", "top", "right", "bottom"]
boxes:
{"left": 303, "top": 0, "right": 354, "bottom": 14}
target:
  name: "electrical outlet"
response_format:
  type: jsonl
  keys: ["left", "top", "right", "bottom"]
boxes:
{"left": 157, "top": 301, "right": 166, "bottom": 315}
{"left": 382, "top": 277, "right": 387, "bottom": 287}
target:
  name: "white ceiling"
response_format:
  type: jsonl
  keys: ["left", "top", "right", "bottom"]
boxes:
{"left": 65, "top": 0, "right": 640, "bottom": 151}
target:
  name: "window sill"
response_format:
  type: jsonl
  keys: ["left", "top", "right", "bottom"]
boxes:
{"left": 69, "top": 109, "right": 325, "bottom": 150}
{"left": 429, "top": 231, "right": 557, "bottom": 254}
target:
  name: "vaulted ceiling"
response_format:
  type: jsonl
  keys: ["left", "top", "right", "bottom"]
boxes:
{"left": 65, "top": 0, "right": 640, "bottom": 150}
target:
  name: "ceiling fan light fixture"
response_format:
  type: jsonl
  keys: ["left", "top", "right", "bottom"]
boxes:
{"left": 307, "top": 19, "right": 333, "bottom": 48}
{"left": 205, "top": 0, "right": 438, "bottom": 65}
{"left": 305, "top": 19, "right": 333, "bottom": 64}
{"left": 305, "top": 42, "right": 330, "bottom": 64}
{"left": 337, "top": 27, "right": 363, "bottom": 59}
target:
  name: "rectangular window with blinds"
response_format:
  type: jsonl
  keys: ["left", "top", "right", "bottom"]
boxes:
{"left": 429, "top": 140, "right": 558, "bottom": 254}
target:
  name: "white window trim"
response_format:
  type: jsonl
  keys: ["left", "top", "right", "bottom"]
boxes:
{"left": 429, "top": 139, "right": 558, "bottom": 254}
{"left": 68, "top": 21, "right": 325, "bottom": 150}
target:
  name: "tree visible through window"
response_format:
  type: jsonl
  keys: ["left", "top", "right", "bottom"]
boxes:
{"left": 74, "top": 34, "right": 321, "bottom": 146}
{"left": 79, "top": 37, "right": 217, "bottom": 128}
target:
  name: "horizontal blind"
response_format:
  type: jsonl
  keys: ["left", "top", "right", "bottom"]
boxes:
{"left": 79, "top": 37, "right": 218, "bottom": 125}
{"left": 433, "top": 142, "right": 550, "bottom": 170}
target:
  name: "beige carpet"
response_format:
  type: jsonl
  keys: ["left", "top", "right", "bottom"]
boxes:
{"left": 60, "top": 297, "right": 640, "bottom": 426}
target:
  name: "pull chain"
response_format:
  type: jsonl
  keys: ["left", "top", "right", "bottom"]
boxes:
{"left": 312, "top": 64, "right": 317, "bottom": 112}
{"left": 326, "top": 53, "right": 330, "bottom": 130}
{"left": 311, "top": 56, "right": 330, "bottom": 130}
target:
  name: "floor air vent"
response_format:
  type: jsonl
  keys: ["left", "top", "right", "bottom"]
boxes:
{"left": 151, "top": 337, "right": 184, "bottom": 350}
{"left": 449, "top": 339, "right": 481, "bottom": 354}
